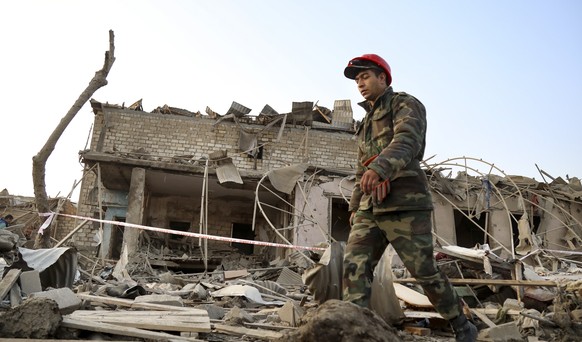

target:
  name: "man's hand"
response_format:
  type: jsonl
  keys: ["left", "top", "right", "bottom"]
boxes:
{"left": 361, "top": 169, "right": 381, "bottom": 195}
{"left": 372, "top": 179, "right": 390, "bottom": 206}
{"left": 360, "top": 169, "right": 390, "bottom": 205}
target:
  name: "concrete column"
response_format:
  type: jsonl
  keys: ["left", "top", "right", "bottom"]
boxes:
{"left": 489, "top": 210, "right": 513, "bottom": 258}
{"left": 123, "top": 167, "right": 146, "bottom": 256}
{"left": 432, "top": 201, "right": 456, "bottom": 246}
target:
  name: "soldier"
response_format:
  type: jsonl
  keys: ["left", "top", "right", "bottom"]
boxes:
{"left": 343, "top": 54, "right": 477, "bottom": 342}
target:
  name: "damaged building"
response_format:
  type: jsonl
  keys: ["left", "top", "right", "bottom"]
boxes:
{"left": 73, "top": 99, "right": 357, "bottom": 270}
{"left": 70, "top": 98, "right": 582, "bottom": 276}
{"left": 3, "top": 96, "right": 582, "bottom": 340}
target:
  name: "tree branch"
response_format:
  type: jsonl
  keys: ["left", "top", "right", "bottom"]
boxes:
{"left": 33, "top": 30, "right": 116, "bottom": 248}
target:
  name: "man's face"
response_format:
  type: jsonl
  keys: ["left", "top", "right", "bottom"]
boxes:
{"left": 354, "top": 69, "right": 387, "bottom": 102}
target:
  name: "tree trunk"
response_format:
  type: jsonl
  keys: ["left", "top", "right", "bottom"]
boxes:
{"left": 33, "top": 30, "right": 116, "bottom": 249}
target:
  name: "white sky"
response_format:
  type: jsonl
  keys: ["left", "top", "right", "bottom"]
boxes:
{"left": 1, "top": 1, "right": 581, "bottom": 200}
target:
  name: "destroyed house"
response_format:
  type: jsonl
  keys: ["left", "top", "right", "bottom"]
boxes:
{"left": 74, "top": 99, "right": 358, "bottom": 270}
{"left": 71, "top": 98, "right": 582, "bottom": 275}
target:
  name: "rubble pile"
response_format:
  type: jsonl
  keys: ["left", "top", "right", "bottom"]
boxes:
{"left": 1, "top": 239, "right": 582, "bottom": 342}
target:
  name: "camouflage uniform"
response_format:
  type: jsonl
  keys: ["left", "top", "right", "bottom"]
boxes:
{"left": 344, "top": 87, "right": 462, "bottom": 320}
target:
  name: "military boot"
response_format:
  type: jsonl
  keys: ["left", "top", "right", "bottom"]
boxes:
{"left": 450, "top": 314, "right": 478, "bottom": 342}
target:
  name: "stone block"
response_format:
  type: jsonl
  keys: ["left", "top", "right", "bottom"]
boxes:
{"left": 19, "top": 270, "right": 42, "bottom": 295}
{"left": 30, "top": 287, "right": 81, "bottom": 314}
{"left": 224, "top": 306, "right": 254, "bottom": 324}
{"left": 488, "top": 322, "right": 523, "bottom": 342}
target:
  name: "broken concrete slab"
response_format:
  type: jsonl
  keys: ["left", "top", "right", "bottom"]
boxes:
{"left": 224, "top": 306, "right": 255, "bottom": 325}
{"left": 133, "top": 294, "right": 184, "bottom": 307}
{"left": 487, "top": 321, "right": 523, "bottom": 342}
{"left": 30, "top": 287, "right": 82, "bottom": 314}
{"left": 19, "top": 270, "right": 42, "bottom": 295}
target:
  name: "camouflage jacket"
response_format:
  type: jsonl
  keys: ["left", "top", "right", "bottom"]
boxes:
{"left": 349, "top": 87, "right": 433, "bottom": 213}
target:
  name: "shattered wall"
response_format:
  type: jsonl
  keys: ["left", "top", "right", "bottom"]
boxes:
{"left": 425, "top": 161, "right": 582, "bottom": 266}
{"left": 89, "top": 106, "right": 355, "bottom": 171}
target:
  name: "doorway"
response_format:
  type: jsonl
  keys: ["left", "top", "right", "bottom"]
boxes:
{"left": 232, "top": 223, "right": 254, "bottom": 255}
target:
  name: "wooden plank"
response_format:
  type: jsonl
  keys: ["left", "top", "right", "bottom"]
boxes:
{"left": 393, "top": 283, "right": 433, "bottom": 308}
{"left": 214, "top": 323, "right": 283, "bottom": 340}
{"left": 70, "top": 310, "right": 203, "bottom": 317}
{"left": 394, "top": 278, "right": 557, "bottom": 287}
{"left": 403, "top": 311, "right": 444, "bottom": 319}
{"left": 78, "top": 268, "right": 107, "bottom": 285}
{"left": 470, "top": 308, "right": 497, "bottom": 328}
{"left": 0, "top": 269, "right": 22, "bottom": 300}
{"left": 61, "top": 317, "right": 204, "bottom": 342}
{"left": 314, "top": 106, "right": 331, "bottom": 123}
{"left": 68, "top": 314, "right": 211, "bottom": 333}
{"left": 76, "top": 293, "right": 207, "bottom": 314}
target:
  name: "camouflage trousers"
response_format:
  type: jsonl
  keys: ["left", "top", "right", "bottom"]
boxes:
{"left": 343, "top": 209, "right": 462, "bottom": 320}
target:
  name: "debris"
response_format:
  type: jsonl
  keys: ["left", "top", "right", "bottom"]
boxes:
{"left": 224, "top": 306, "right": 255, "bottom": 325}
{"left": 0, "top": 268, "right": 21, "bottom": 301}
{"left": 277, "top": 301, "right": 304, "bottom": 327}
{"left": 67, "top": 309, "right": 211, "bottom": 333}
{"left": 61, "top": 316, "right": 204, "bottom": 341}
{"left": 29, "top": 287, "right": 82, "bottom": 314}
{"left": 19, "top": 269, "right": 42, "bottom": 295}
{"left": 280, "top": 299, "right": 401, "bottom": 342}
{"left": 133, "top": 293, "right": 184, "bottom": 307}
{"left": 210, "top": 284, "right": 285, "bottom": 306}
{"left": 276, "top": 266, "right": 304, "bottom": 286}
{"left": 0, "top": 297, "right": 61, "bottom": 338}
{"left": 487, "top": 321, "right": 522, "bottom": 342}
{"left": 214, "top": 323, "right": 283, "bottom": 340}
{"left": 393, "top": 283, "right": 433, "bottom": 308}
{"left": 194, "top": 303, "right": 225, "bottom": 320}
{"left": 224, "top": 269, "right": 250, "bottom": 279}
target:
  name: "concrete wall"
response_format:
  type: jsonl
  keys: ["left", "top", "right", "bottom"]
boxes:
{"left": 432, "top": 199, "right": 457, "bottom": 246}
{"left": 293, "top": 176, "right": 354, "bottom": 247}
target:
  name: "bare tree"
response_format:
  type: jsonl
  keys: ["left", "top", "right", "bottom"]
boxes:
{"left": 33, "top": 30, "right": 116, "bottom": 248}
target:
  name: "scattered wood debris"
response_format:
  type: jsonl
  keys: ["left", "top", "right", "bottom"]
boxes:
{"left": 2, "top": 243, "right": 582, "bottom": 342}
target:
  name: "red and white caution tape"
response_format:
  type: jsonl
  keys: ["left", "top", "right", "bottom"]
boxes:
{"left": 40, "top": 212, "right": 326, "bottom": 252}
